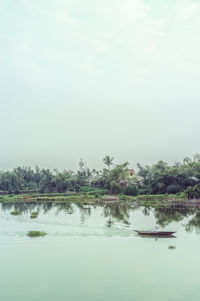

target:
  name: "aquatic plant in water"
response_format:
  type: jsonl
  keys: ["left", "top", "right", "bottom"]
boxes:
{"left": 10, "top": 211, "right": 22, "bottom": 216}
{"left": 30, "top": 212, "right": 39, "bottom": 218}
{"left": 27, "top": 231, "right": 47, "bottom": 237}
{"left": 168, "top": 245, "right": 176, "bottom": 250}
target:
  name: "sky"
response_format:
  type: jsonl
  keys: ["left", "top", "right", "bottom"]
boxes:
{"left": 0, "top": 0, "right": 200, "bottom": 171}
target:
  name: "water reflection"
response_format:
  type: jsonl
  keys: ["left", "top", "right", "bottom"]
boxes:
{"left": 141, "top": 206, "right": 152, "bottom": 216}
{"left": 54, "top": 202, "right": 74, "bottom": 215}
{"left": 154, "top": 207, "right": 192, "bottom": 227}
{"left": 185, "top": 211, "right": 200, "bottom": 234}
{"left": 1, "top": 202, "right": 200, "bottom": 233}
{"left": 154, "top": 205, "right": 200, "bottom": 233}
{"left": 138, "top": 235, "right": 176, "bottom": 240}
{"left": 1, "top": 202, "right": 54, "bottom": 214}
{"left": 103, "top": 204, "right": 130, "bottom": 227}
{"left": 76, "top": 203, "right": 92, "bottom": 224}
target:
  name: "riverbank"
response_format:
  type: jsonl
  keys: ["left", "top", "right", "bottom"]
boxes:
{"left": 0, "top": 192, "right": 197, "bottom": 208}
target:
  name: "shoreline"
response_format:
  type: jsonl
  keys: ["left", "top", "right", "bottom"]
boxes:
{"left": 0, "top": 193, "right": 200, "bottom": 208}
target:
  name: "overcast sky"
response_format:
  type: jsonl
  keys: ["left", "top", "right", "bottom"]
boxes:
{"left": 0, "top": 0, "right": 200, "bottom": 170}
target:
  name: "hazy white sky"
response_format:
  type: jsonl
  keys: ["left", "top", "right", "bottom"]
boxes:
{"left": 0, "top": 0, "right": 200, "bottom": 170}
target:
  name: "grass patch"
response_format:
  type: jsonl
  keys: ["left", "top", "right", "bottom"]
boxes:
{"left": 27, "top": 231, "right": 47, "bottom": 237}
{"left": 10, "top": 211, "right": 22, "bottom": 216}
{"left": 0, "top": 192, "right": 188, "bottom": 209}
{"left": 30, "top": 212, "right": 39, "bottom": 218}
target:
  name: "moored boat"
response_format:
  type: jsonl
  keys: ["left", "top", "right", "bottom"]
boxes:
{"left": 134, "top": 230, "right": 176, "bottom": 236}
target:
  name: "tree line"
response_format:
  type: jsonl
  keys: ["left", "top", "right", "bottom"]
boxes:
{"left": 1, "top": 155, "right": 200, "bottom": 198}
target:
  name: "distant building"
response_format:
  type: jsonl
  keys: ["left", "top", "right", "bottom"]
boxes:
{"left": 128, "top": 169, "right": 134, "bottom": 176}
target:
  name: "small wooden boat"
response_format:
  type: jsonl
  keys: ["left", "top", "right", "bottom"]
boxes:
{"left": 134, "top": 230, "right": 176, "bottom": 236}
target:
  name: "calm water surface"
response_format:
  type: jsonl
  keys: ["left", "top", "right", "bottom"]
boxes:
{"left": 0, "top": 202, "right": 200, "bottom": 301}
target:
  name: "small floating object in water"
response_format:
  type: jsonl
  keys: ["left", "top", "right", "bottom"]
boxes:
{"left": 30, "top": 212, "right": 39, "bottom": 218}
{"left": 168, "top": 245, "right": 176, "bottom": 249}
{"left": 27, "top": 231, "right": 47, "bottom": 237}
{"left": 10, "top": 211, "right": 22, "bottom": 216}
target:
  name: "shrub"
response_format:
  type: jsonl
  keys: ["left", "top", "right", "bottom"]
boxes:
{"left": 78, "top": 186, "right": 94, "bottom": 193}
{"left": 185, "top": 184, "right": 200, "bottom": 199}
{"left": 166, "top": 184, "right": 182, "bottom": 194}
{"left": 122, "top": 186, "right": 138, "bottom": 196}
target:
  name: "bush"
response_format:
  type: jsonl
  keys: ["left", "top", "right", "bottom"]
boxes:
{"left": 122, "top": 186, "right": 138, "bottom": 196}
{"left": 78, "top": 186, "right": 94, "bottom": 193}
{"left": 78, "top": 186, "right": 108, "bottom": 195}
{"left": 185, "top": 184, "right": 200, "bottom": 199}
{"left": 166, "top": 184, "right": 182, "bottom": 194}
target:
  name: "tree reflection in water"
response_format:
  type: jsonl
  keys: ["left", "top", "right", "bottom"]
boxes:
{"left": 103, "top": 204, "right": 131, "bottom": 227}
{"left": 1, "top": 201, "right": 56, "bottom": 215}
{"left": 2, "top": 202, "right": 200, "bottom": 233}
{"left": 54, "top": 202, "right": 74, "bottom": 215}
{"left": 185, "top": 211, "right": 200, "bottom": 234}
{"left": 76, "top": 203, "right": 92, "bottom": 224}
{"left": 142, "top": 206, "right": 152, "bottom": 216}
{"left": 153, "top": 205, "right": 200, "bottom": 234}
{"left": 154, "top": 205, "right": 194, "bottom": 227}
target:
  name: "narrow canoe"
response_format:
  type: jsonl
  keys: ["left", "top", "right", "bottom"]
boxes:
{"left": 134, "top": 230, "right": 176, "bottom": 236}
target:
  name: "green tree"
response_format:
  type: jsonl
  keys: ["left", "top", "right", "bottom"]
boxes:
{"left": 106, "top": 162, "right": 129, "bottom": 194}
{"left": 103, "top": 155, "right": 114, "bottom": 170}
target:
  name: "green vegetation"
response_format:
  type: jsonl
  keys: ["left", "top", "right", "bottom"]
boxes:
{"left": 27, "top": 231, "right": 47, "bottom": 237}
{"left": 10, "top": 210, "right": 22, "bottom": 215}
{"left": 0, "top": 192, "right": 187, "bottom": 209}
{"left": 103, "top": 155, "right": 114, "bottom": 170}
{"left": 168, "top": 245, "right": 176, "bottom": 250}
{"left": 30, "top": 212, "right": 39, "bottom": 218}
{"left": 1, "top": 154, "right": 200, "bottom": 200}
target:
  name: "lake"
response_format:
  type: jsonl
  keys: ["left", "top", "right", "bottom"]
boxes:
{"left": 0, "top": 202, "right": 200, "bottom": 301}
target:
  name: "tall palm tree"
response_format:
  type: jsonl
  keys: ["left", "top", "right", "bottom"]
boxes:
{"left": 103, "top": 155, "right": 114, "bottom": 170}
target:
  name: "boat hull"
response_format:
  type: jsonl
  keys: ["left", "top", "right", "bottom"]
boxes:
{"left": 134, "top": 230, "right": 176, "bottom": 236}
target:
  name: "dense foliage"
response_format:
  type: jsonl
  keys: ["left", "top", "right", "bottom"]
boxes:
{"left": 1, "top": 155, "right": 200, "bottom": 198}
{"left": 137, "top": 154, "right": 200, "bottom": 198}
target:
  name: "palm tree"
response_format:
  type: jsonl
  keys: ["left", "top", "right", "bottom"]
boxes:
{"left": 103, "top": 155, "right": 114, "bottom": 170}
